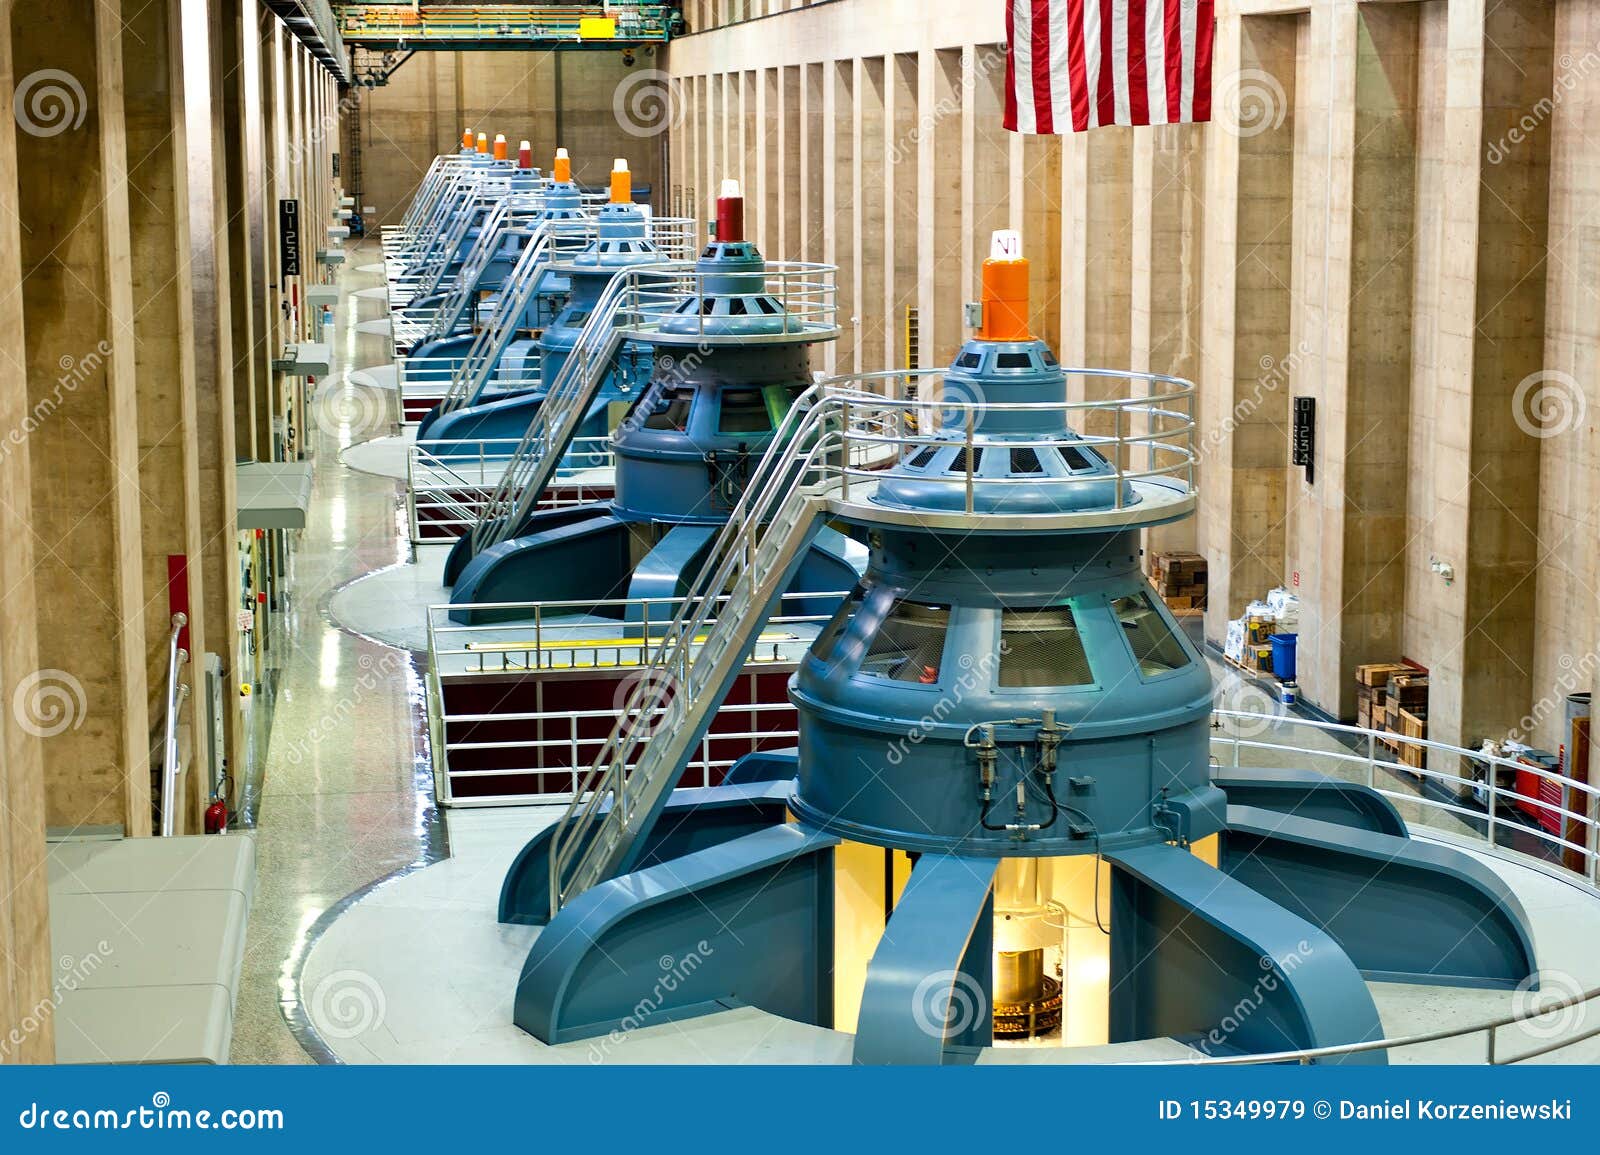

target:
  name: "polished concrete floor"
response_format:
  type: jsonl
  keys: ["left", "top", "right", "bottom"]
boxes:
{"left": 229, "top": 246, "right": 441, "bottom": 1064}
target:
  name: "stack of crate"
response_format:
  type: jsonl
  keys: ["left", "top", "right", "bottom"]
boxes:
{"left": 1356, "top": 664, "right": 1406, "bottom": 731}
{"left": 1387, "top": 674, "right": 1429, "bottom": 768}
{"left": 1355, "top": 663, "right": 1429, "bottom": 769}
{"left": 1150, "top": 552, "right": 1208, "bottom": 612}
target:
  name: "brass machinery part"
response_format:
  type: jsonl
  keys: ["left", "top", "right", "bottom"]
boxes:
{"left": 993, "top": 946, "right": 1062, "bottom": 1039}
{"left": 992, "top": 977, "right": 1063, "bottom": 1039}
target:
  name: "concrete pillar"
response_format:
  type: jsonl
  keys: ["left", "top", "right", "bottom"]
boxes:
{"left": 1545, "top": 2, "right": 1600, "bottom": 762}
{"left": 669, "top": 75, "right": 695, "bottom": 218}
{"left": 705, "top": 72, "right": 723, "bottom": 217}
{"left": 1015, "top": 131, "right": 1063, "bottom": 356}
{"left": 187, "top": 0, "right": 247, "bottom": 796}
{"left": 123, "top": 0, "right": 212, "bottom": 833}
{"left": 0, "top": 6, "right": 54, "bottom": 1065}
{"left": 887, "top": 53, "right": 917, "bottom": 368}
{"left": 969, "top": 45, "right": 1009, "bottom": 304}
{"left": 1412, "top": 0, "right": 1552, "bottom": 759}
{"left": 759, "top": 67, "right": 776, "bottom": 254}
{"left": 1060, "top": 128, "right": 1129, "bottom": 451}
{"left": 223, "top": 0, "right": 269, "bottom": 462}
{"left": 1305, "top": 2, "right": 1414, "bottom": 718}
{"left": 779, "top": 65, "right": 800, "bottom": 259}
{"left": 1133, "top": 122, "right": 1206, "bottom": 560}
{"left": 740, "top": 71, "right": 756, "bottom": 237}
{"left": 801, "top": 63, "right": 824, "bottom": 262}
{"left": 827, "top": 60, "right": 856, "bottom": 375}
{"left": 11, "top": 0, "right": 153, "bottom": 834}
{"left": 1200, "top": 11, "right": 1299, "bottom": 642}
{"left": 856, "top": 56, "right": 886, "bottom": 373}
{"left": 923, "top": 48, "right": 964, "bottom": 366}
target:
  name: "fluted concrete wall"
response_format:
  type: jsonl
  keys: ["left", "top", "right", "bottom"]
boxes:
{"left": 0, "top": 0, "right": 338, "bottom": 1061}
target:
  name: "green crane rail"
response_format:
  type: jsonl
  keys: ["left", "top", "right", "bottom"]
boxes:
{"left": 337, "top": 4, "right": 680, "bottom": 49}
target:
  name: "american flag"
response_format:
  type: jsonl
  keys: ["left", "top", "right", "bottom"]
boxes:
{"left": 1004, "top": 0, "right": 1215, "bottom": 133}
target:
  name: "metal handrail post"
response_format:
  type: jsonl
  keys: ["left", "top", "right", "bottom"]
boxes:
{"left": 159, "top": 612, "right": 190, "bottom": 837}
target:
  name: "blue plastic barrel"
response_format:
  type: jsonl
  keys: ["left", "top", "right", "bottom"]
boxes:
{"left": 1268, "top": 633, "right": 1297, "bottom": 681}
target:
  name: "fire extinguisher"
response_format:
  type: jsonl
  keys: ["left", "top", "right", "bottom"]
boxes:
{"left": 204, "top": 794, "right": 228, "bottom": 834}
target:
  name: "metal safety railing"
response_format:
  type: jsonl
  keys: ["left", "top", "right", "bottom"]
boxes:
{"left": 341, "top": 4, "right": 678, "bottom": 45}
{"left": 413, "top": 187, "right": 512, "bottom": 299}
{"left": 385, "top": 169, "right": 514, "bottom": 301}
{"left": 821, "top": 367, "right": 1198, "bottom": 513}
{"left": 428, "top": 590, "right": 839, "bottom": 675}
{"left": 624, "top": 260, "right": 841, "bottom": 341}
{"left": 1124, "top": 707, "right": 1600, "bottom": 1065}
{"left": 1211, "top": 709, "right": 1600, "bottom": 887}
{"left": 396, "top": 351, "right": 545, "bottom": 402}
{"left": 385, "top": 169, "right": 485, "bottom": 270}
{"left": 462, "top": 261, "right": 688, "bottom": 554}
{"left": 405, "top": 434, "right": 615, "bottom": 541}
{"left": 427, "top": 221, "right": 593, "bottom": 415}
{"left": 158, "top": 612, "right": 190, "bottom": 837}
{"left": 393, "top": 194, "right": 549, "bottom": 346}
{"left": 461, "top": 256, "right": 840, "bottom": 559}
{"left": 428, "top": 213, "right": 703, "bottom": 418}
{"left": 425, "top": 590, "right": 837, "bottom": 807}
{"left": 385, "top": 156, "right": 460, "bottom": 238}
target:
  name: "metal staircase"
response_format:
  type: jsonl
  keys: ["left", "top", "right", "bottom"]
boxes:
{"left": 418, "top": 197, "right": 516, "bottom": 338}
{"left": 411, "top": 179, "right": 510, "bottom": 300}
{"left": 425, "top": 224, "right": 564, "bottom": 416}
{"left": 545, "top": 389, "right": 866, "bottom": 913}
{"left": 390, "top": 170, "right": 487, "bottom": 295}
{"left": 461, "top": 264, "right": 677, "bottom": 555}
{"left": 390, "top": 165, "right": 467, "bottom": 255}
